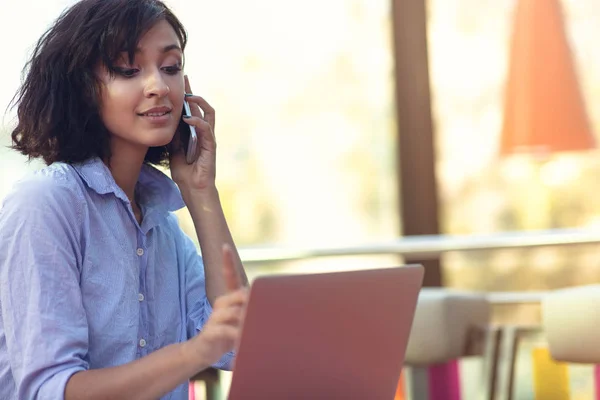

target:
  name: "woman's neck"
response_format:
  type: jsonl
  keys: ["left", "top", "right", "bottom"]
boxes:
{"left": 104, "top": 144, "right": 147, "bottom": 207}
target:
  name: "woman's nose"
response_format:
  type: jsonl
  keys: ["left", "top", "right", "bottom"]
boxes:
{"left": 143, "top": 71, "right": 170, "bottom": 98}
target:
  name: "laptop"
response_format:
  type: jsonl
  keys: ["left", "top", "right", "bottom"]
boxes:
{"left": 227, "top": 264, "right": 424, "bottom": 400}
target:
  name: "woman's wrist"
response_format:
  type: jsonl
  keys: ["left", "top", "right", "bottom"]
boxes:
{"left": 180, "top": 187, "right": 222, "bottom": 217}
{"left": 179, "top": 184, "right": 219, "bottom": 204}
{"left": 179, "top": 337, "right": 212, "bottom": 378}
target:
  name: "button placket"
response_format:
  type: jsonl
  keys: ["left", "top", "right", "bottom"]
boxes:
{"left": 137, "top": 233, "right": 149, "bottom": 354}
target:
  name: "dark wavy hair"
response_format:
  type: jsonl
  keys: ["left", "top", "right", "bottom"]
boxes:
{"left": 9, "top": 0, "right": 188, "bottom": 166}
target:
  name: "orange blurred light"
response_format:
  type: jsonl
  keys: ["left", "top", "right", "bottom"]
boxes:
{"left": 500, "top": 0, "right": 595, "bottom": 156}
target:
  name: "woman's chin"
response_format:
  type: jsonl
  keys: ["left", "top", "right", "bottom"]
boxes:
{"left": 145, "top": 133, "right": 176, "bottom": 148}
{"left": 111, "top": 128, "right": 176, "bottom": 151}
{"left": 149, "top": 139, "right": 173, "bottom": 148}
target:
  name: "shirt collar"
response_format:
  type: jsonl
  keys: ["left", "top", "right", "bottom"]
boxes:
{"left": 71, "top": 157, "right": 185, "bottom": 213}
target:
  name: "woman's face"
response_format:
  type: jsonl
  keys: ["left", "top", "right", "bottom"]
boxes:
{"left": 97, "top": 20, "right": 185, "bottom": 155}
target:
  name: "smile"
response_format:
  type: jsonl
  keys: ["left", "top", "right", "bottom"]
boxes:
{"left": 142, "top": 111, "right": 170, "bottom": 117}
{"left": 138, "top": 111, "right": 172, "bottom": 125}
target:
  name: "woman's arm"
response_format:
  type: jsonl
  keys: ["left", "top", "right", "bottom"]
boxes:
{"left": 170, "top": 77, "right": 249, "bottom": 306}
{"left": 182, "top": 187, "right": 248, "bottom": 305}
{"left": 65, "top": 341, "right": 207, "bottom": 400}
{"left": 66, "top": 269, "right": 246, "bottom": 400}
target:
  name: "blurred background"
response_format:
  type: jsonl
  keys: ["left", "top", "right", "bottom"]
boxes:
{"left": 2, "top": 0, "right": 600, "bottom": 398}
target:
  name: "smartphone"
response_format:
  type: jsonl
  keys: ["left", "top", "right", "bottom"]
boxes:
{"left": 183, "top": 100, "right": 198, "bottom": 164}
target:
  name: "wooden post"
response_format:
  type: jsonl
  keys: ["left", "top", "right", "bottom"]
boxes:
{"left": 391, "top": 0, "right": 442, "bottom": 287}
{"left": 391, "top": 1, "right": 448, "bottom": 397}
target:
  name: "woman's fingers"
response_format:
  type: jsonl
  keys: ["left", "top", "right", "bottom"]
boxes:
{"left": 182, "top": 115, "right": 215, "bottom": 147}
{"left": 184, "top": 75, "right": 215, "bottom": 131}
{"left": 184, "top": 94, "right": 215, "bottom": 131}
{"left": 212, "top": 305, "right": 245, "bottom": 325}
{"left": 214, "top": 288, "right": 248, "bottom": 309}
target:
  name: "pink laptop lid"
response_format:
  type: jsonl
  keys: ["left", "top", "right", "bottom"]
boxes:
{"left": 228, "top": 264, "right": 424, "bottom": 400}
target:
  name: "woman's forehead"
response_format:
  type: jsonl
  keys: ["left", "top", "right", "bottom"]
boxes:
{"left": 110, "top": 20, "right": 183, "bottom": 64}
{"left": 136, "top": 20, "right": 181, "bottom": 50}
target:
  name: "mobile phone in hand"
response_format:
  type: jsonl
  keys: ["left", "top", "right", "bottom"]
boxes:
{"left": 183, "top": 100, "right": 198, "bottom": 164}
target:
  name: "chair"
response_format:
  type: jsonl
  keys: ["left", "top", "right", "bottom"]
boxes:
{"left": 404, "top": 289, "right": 495, "bottom": 400}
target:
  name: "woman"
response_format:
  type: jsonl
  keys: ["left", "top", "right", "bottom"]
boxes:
{"left": 0, "top": 0, "right": 249, "bottom": 398}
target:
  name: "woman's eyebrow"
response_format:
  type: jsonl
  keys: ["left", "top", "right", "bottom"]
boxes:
{"left": 159, "top": 44, "right": 182, "bottom": 53}
{"left": 132, "top": 44, "right": 182, "bottom": 54}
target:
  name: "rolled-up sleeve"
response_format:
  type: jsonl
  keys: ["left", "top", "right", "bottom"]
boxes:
{"left": 179, "top": 231, "right": 235, "bottom": 371}
{"left": 0, "top": 177, "right": 89, "bottom": 399}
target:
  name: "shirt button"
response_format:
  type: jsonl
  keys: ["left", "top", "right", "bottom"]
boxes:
{"left": 136, "top": 248, "right": 144, "bottom": 256}
{"left": 138, "top": 293, "right": 145, "bottom": 302}
{"left": 139, "top": 338, "right": 147, "bottom": 348}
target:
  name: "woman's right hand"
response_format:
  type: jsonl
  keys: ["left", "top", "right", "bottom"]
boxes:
{"left": 186, "top": 244, "right": 248, "bottom": 368}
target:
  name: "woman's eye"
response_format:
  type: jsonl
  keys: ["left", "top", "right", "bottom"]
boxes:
{"left": 115, "top": 67, "right": 139, "bottom": 78}
{"left": 162, "top": 65, "right": 182, "bottom": 75}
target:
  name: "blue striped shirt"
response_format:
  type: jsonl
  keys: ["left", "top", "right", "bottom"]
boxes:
{"left": 0, "top": 157, "right": 233, "bottom": 399}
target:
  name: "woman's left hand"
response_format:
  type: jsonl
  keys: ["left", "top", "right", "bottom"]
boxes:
{"left": 170, "top": 75, "right": 217, "bottom": 192}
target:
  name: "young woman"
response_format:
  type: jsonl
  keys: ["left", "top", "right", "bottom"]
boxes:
{"left": 0, "top": 0, "right": 249, "bottom": 398}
